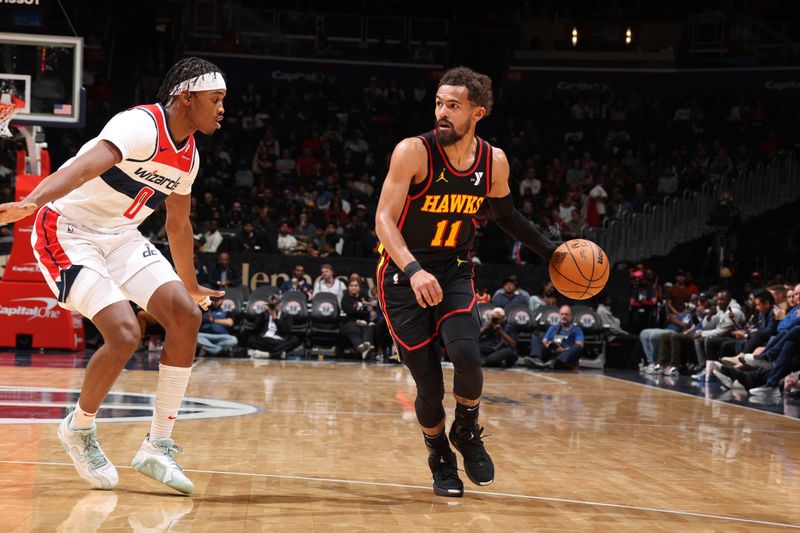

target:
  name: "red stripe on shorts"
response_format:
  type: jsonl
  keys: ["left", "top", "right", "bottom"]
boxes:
{"left": 43, "top": 209, "right": 71, "bottom": 268}
{"left": 34, "top": 207, "right": 72, "bottom": 282}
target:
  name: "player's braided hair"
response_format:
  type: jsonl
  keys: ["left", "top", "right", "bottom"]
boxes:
{"left": 157, "top": 57, "right": 225, "bottom": 104}
{"left": 438, "top": 66, "right": 493, "bottom": 116}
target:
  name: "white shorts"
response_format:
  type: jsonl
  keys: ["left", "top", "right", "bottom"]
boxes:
{"left": 30, "top": 205, "right": 181, "bottom": 320}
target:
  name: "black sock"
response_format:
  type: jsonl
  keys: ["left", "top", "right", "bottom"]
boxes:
{"left": 423, "top": 430, "right": 451, "bottom": 456}
{"left": 454, "top": 402, "right": 480, "bottom": 430}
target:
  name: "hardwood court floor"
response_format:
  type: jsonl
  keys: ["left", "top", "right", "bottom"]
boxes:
{"left": 2, "top": 358, "right": 800, "bottom": 532}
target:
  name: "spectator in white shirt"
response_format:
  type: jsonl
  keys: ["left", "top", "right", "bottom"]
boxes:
{"left": 518, "top": 167, "right": 541, "bottom": 197}
{"left": 277, "top": 221, "right": 300, "bottom": 255}
{"left": 200, "top": 218, "right": 223, "bottom": 253}
{"left": 313, "top": 263, "right": 347, "bottom": 303}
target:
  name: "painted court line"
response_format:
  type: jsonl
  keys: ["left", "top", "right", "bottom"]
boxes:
{"left": 1, "top": 460, "right": 798, "bottom": 529}
{"left": 505, "top": 368, "right": 569, "bottom": 384}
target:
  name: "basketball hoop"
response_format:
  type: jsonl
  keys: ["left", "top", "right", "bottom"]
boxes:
{"left": 0, "top": 98, "right": 20, "bottom": 138}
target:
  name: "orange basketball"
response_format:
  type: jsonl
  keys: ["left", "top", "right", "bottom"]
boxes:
{"left": 549, "top": 239, "right": 611, "bottom": 300}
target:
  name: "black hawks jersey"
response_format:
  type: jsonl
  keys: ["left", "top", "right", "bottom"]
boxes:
{"left": 394, "top": 130, "right": 493, "bottom": 267}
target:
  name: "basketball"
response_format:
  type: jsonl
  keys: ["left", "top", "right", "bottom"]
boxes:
{"left": 549, "top": 239, "right": 611, "bottom": 300}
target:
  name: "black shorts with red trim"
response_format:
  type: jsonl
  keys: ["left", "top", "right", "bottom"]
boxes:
{"left": 377, "top": 255, "right": 477, "bottom": 352}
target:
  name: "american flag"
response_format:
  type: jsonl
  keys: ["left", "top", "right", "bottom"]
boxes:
{"left": 53, "top": 103, "right": 72, "bottom": 115}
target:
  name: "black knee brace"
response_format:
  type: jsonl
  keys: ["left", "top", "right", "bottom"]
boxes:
{"left": 414, "top": 379, "right": 445, "bottom": 428}
{"left": 401, "top": 343, "right": 446, "bottom": 428}
{"left": 439, "top": 313, "right": 483, "bottom": 400}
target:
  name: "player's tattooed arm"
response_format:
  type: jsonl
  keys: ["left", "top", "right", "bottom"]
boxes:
{"left": 486, "top": 147, "right": 558, "bottom": 260}
{"left": 165, "top": 192, "right": 223, "bottom": 307}
{"left": 0, "top": 140, "right": 121, "bottom": 224}
{"left": 375, "top": 137, "right": 443, "bottom": 308}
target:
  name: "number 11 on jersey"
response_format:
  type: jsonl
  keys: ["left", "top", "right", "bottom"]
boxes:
{"left": 430, "top": 219, "right": 463, "bottom": 248}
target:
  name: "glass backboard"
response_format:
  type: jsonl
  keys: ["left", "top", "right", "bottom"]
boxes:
{"left": 0, "top": 32, "right": 83, "bottom": 127}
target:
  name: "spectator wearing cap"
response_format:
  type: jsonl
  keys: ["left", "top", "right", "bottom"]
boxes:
{"left": 492, "top": 276, "right": 530, "bottom": 309}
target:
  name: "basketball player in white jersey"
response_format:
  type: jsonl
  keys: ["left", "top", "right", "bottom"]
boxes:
{"left": 0, "top": 57, "right": 227, "bottom": 494}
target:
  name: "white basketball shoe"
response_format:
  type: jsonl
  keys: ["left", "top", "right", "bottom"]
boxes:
{"left": 57, "top": 412, "right": 119, "bottom": 489}
{"left": 131, "top": 436, "right": 195, "bottom": 495}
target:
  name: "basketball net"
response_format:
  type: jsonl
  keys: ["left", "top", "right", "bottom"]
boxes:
{"left": 0, "top": 94, "right": 20, "bottom": 138}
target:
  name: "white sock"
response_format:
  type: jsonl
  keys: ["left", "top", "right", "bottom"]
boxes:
{"left": 149, "top": 363, "right": 192, "bottom": 441}
{"left": 70, "top": 402, "right": 96, "bottom": 430}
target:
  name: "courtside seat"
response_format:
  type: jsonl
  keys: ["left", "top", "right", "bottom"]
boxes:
{"left": 477, "top": 302, "right": 494, "bottom": 325}
{"left": 572, "top": 307, "right": 609, "bottom": 369}
{"left": 308, "top": 293, "right": 340, "bottom": 358}
{"left": 534, "top": 305, "right": 560, "bottom": 332}
{"left": 281, "top": 290, "right": 309, "bottom": 342}
{"left": 221, "top": 287, "right": 244, "bottom": 314}
{"left": 506, "top": 303, "right": 535, "bottom": 354}
{"left": 246, "top": 285, "right": 280, "bottom": 314}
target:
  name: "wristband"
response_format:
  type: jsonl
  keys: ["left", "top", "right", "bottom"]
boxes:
{"left": 404, "top": 261, "right": 423, "bottom": 278}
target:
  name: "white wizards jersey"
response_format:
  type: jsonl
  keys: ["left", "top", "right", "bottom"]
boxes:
{"left": 50, "top": 103, "right": 198, "bottom": 233}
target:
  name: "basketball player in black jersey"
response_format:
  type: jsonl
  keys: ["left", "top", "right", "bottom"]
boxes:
{"left": 375, "top": 67, "right": 559, "bottom": 497}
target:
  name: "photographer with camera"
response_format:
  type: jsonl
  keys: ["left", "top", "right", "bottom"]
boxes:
{"left": 528, "top": 305, "right": 584, "bottom": 371}
{"left": 245, "top": 294, "right": 301, "bottom": 359}
{"left": 341, "top": 278, "right": 377, "bottom": 360}
{"left": 478, "top": 308, "right": 519, "bottom": 368}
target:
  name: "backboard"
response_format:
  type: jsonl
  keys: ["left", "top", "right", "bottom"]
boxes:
{"left": 0, "top": 32, "right": 83, "bottom": 127}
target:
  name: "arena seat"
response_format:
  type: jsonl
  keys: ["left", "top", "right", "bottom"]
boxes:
{"left": 477, "top": 302, "right": 494, "bottom": 325}
{"left": 281, "top": 290, "right": 309, "bottom": 341}
{"left": 247, "top": 285, "right": 280, "bottom": 314}
{"left": 572, "top": 306, "right": 609, "bottom": 369}
{"left": 221, "top": 287, "right": 244, "bottom": 314}
{"left": 506, "top": 303, "right": 535, "bottom": 354}
{"left": 533, "top": 305, "right": 560, "bottom": 332}
{"left": 308, "top": 292, "right": 340, "bottom": 358}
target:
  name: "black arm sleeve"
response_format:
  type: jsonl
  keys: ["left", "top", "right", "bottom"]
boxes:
{"left": 487, "top": 193, "right": 558, "bottom": 259}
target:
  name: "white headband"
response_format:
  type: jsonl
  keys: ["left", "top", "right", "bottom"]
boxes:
{"left": 169, "top": 72, "right": 226, "bottom": 96}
